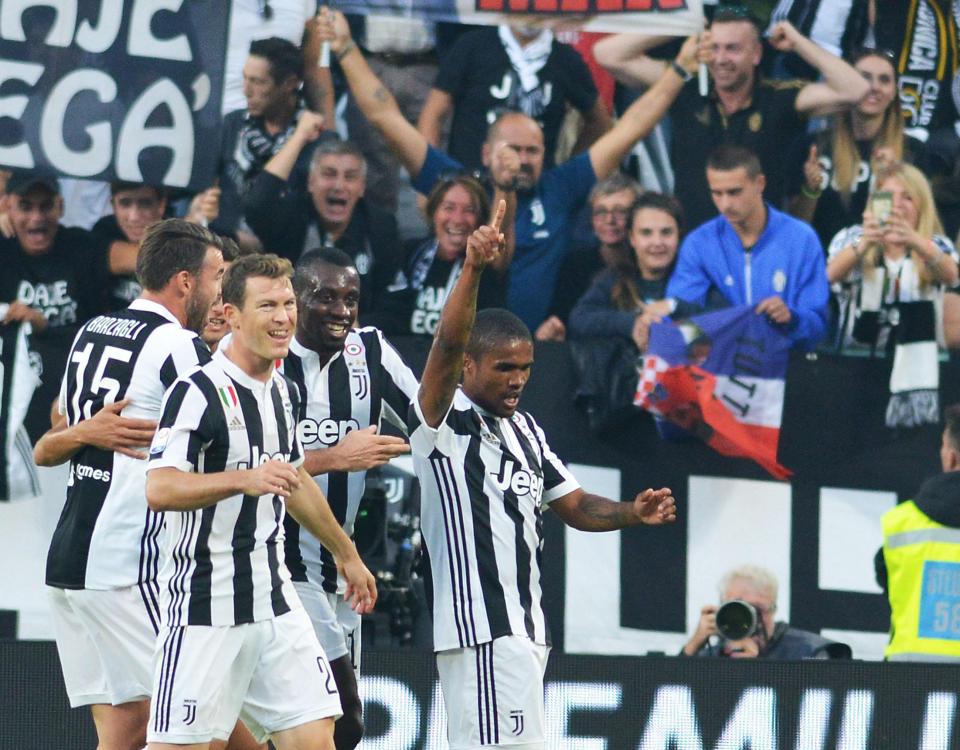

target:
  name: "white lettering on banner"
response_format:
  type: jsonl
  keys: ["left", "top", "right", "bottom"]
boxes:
{"left": 0, "top": 61, "right": 44, "bottom": 168}
{"left": 637, "top": 685, "right": 703, "bottom": 750}
{"left": 909, "top": 1, "right": 939, "bottom": 72}
{"left": 41, "top": 70, "right": 117, "bottom": 175}
{"left": 1, "top": 0, "right": 194, "bottom": 58}
{"left": 358, "top": 676, "right": 421, "bottom": 750}
{"left": 116, "top": 78, "right": 194, "bottom": 186}
{"left": 920, "top": 692, "right": 956, "bottom": 750}
{"left": 544, "top": 681, "right": 622, "bottom": 750}
{"left": 837, "top": 690, "right": 874, "bottom": 750}
{"left": 795, "top": 689, "right": 832, "bottom": 750}
{"left": 713, "top": 688, "right": 776, "bottom": 750}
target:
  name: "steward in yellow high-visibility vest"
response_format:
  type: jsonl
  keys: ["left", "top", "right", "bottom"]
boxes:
{"left": 879, "top": 406, "right": 960, "bottom": 661}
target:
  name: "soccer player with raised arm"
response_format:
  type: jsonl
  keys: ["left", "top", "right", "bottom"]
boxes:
{"left": 281, "top": 247, "right": 417, "bottom": 748}
{"left": 144, "top": 254, "right": 376, "bottom": 750}
{"left": 410, "top": 201, "right": 677, "bottom": 750}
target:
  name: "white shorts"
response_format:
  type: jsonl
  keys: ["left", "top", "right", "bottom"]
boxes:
{"left": 147, "top": 607, "right": 342, "bottom": 745}
{"left": 47, "top": 585, "right": 156, "bottom": 708}
{"left": 436, "top": 635, "right": 549, "bottom": 750}
{"left": 294, "top": 580, "right": 362, "bottom": 671}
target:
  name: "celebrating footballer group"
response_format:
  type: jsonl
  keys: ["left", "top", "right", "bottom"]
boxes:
{"left": 39, "top": 206, "right": 675, "bottom": 750}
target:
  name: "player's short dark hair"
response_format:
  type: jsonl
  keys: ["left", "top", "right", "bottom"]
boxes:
{"left": 945, "top": 404, "right": 960, "bottom": 452}
{"left": 424, "top": 174, "right": 490, "bottom": 230}
{"left": 222, "top": 253, "right": 293, "bottom": 309}
{"left": 110, "top": 181, "right": 165, "bottom": 200}
{"left": 249, "top": 37, "right": 302, "bottom": 83}
{"left": 292, "top": 247, "right": 356, "bottom": 295}
{"left": 136, "top": 219, "right": 222, "bottom": 292}
{"left": 218, "top": 236, "right": 241, "bottom": 262}
{"left": 466, "top": 308, "right": 532, "bottom": 360}
{"left": 706, "top": 145, "right": 764, "bottom": 178}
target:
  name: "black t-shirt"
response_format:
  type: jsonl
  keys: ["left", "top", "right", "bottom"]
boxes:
{"left": 670, "top": 78, "right": 805, "bottom": 229}
{"left": 0, "top": 227, "right": 111, "bottom": 439}
{"left": 378, "top": 238, "right": 507, "bottom": 337}
{"left": 546, "top": 241, "right": 606, "bottom": 324}
{"left": 91, "top": 214, "right": 141, "bottom": 311}
{"left": 434, "top": 27, "right": 598, "bottom": 170}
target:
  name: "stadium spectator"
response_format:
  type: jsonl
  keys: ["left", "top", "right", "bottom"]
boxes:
{"left": 594, "top": 10, "right": 870, "bottom": 228}
{"left": 789, "top": 48, "right": 917, "bottom": 248}
{"left": 93, "top": 182, "right": 220, "bottom": 311}
{"left": 344, "top": 13, "right": 440, "bottom": 215}
{"left": 378, "top": 167, "right": 517, "bottom": 338}
{"left": 217, "top": 36, "right": 333, "bottom": 250}
{"left": 320, "top": 9, "right": 702, "bottom": 330}
{"left": 536, "top": 174, "right": 641, "bottom": 343}
{"left": 683, "top": 565, "right": 851, "bottom": 658}
{"left": 222, "top": 1, "right": 335, "bottom": 119}
{"left": 666, "top": 145, "right": 830, "bottom": 351}
{"left": 877, "top": 403, "right": 960, "bottom": 662}
{"left": 416, "top": 23, "right": 612, "bottom": 171}
{"left": 410, "top": 202, "right": 676, "bottom": 750}
{"left": 243, "top": 117, "right": 402, "bottom": 324}
{"left": 0, "top": 173, "right": 140, "bottom": 440}
{"left": 826, "top": 162, "right": 959, "bottom": 353}
{"left": 570, "top": 192, "right": 684, "bottom": 352}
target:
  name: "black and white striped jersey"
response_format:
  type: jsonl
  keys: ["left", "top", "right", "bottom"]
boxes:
{"left": 45, "top": 300, "right": 209, "bottom": 606}
{"left": 409, "top": 388, "right": 580, "bottom": 651}
{"left": 148, "top": 347, "right": 303, "bottom": 627}
{"left": 280, "top": 328, "right": 419, "bottom": 593}
{"left": 0, "top": 312, "right": 41, "bottom": 502}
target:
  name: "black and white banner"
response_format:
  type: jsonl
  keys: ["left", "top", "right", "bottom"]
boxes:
{"left": 0, "top": 1, "right": 229, "bottom": 189}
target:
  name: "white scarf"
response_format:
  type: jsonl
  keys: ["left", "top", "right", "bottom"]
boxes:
{"left": 498, "top": 25, "right": 554, "bottom": 93}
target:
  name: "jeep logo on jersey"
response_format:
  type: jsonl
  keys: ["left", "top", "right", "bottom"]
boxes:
{"left": 297, "top": 417, "right": 360, "bottom": 446}
{"left": 492, "top": 458, "right": 543, "bottom": 499}
{"left": 74, "top": 463, "right": 111, "bottom": 482}
{"left": 237, "top": 447, "right": 292, "bottom": 470}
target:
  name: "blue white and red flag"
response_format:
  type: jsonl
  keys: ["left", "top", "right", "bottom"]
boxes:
{"left": 635, "top": 305, "right": 793, "bottom": 479}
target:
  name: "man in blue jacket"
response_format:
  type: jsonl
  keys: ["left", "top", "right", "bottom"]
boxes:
{"left": 666, "top": 145, "right": 829, "bottom": 350}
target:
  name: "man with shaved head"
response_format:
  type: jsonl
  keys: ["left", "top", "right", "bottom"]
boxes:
{"left": 317, "top": 8, "right": 697, "bottom": 331}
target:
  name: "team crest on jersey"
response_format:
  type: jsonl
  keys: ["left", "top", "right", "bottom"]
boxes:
{"left": 510, "top": 709, "right": 524, "bottom": 736}
{"left": 182, "top": 699, "right": 197, "bottom": 726}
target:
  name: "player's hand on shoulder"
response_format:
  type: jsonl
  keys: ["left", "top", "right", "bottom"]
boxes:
{"left": 339, "top": 554, "right": 378, "bottom": 614}
{"left": 241, "top": 458, "right": 301, "bottom": 498}
{"left": 81, "top": 398, "right": 159, "bottom": 459}
{"left": 633, "top": 486, "right": 676, "bottom": 525}
{"left": 334, "top": 425, "right": 410, "bottom": 471}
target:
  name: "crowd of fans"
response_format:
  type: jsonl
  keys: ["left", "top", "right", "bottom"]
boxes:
{"left": 4, "top": 0, "right": 960, "bottom": 440}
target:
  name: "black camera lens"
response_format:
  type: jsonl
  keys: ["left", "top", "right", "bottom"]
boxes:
{"left": 716, "top": 599, "right": 759, "bottom": 640}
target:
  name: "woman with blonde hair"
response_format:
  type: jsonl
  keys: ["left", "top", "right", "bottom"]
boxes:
{"left": 827, "top": 161, "right": 959, "bottom": 426}
{"left": 791, "top": 48, "right": 914, "bottom": 248}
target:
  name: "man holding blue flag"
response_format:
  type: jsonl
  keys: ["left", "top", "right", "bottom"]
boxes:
{"left": 666, "top": 145, "right": 829, "bottom": 351}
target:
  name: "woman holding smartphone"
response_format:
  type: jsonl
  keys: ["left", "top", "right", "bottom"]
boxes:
{"left": 790, "top": 48, "right": 917, "bottom": 249}
{"left": 826, "top": 161, "right": 959, "bottom": 351}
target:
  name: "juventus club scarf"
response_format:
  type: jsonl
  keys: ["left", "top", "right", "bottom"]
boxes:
{"left": 234, "top": 104, "right": 305, "bottom": 186}
{"left": 875, "top": 0, "right": 960, "bottom": 138}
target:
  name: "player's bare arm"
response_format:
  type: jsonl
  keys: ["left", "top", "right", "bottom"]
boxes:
{"left": 316, "top": 7, "right": 428, "bottom": 180}
{"left": 285, "top": 465, "right": 377, "bottom": 613}
{"left": 145, "top": 459, "right": 301, "bottom": 512}
{"left": 34, "top": 398, "right": 158, "bottom": 466}
{"left": 302, "top": 425, "right": 409, "bottom": 475}
{"left": 418, "top": 201, "right": 506, "bottom": 427}
{"left": 551, "top": 487, "right": 676, "bottom": 531}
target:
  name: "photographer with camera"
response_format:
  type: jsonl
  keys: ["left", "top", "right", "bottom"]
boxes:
{"left": 682, "top": 565, "right": 851, "bottom": 659}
